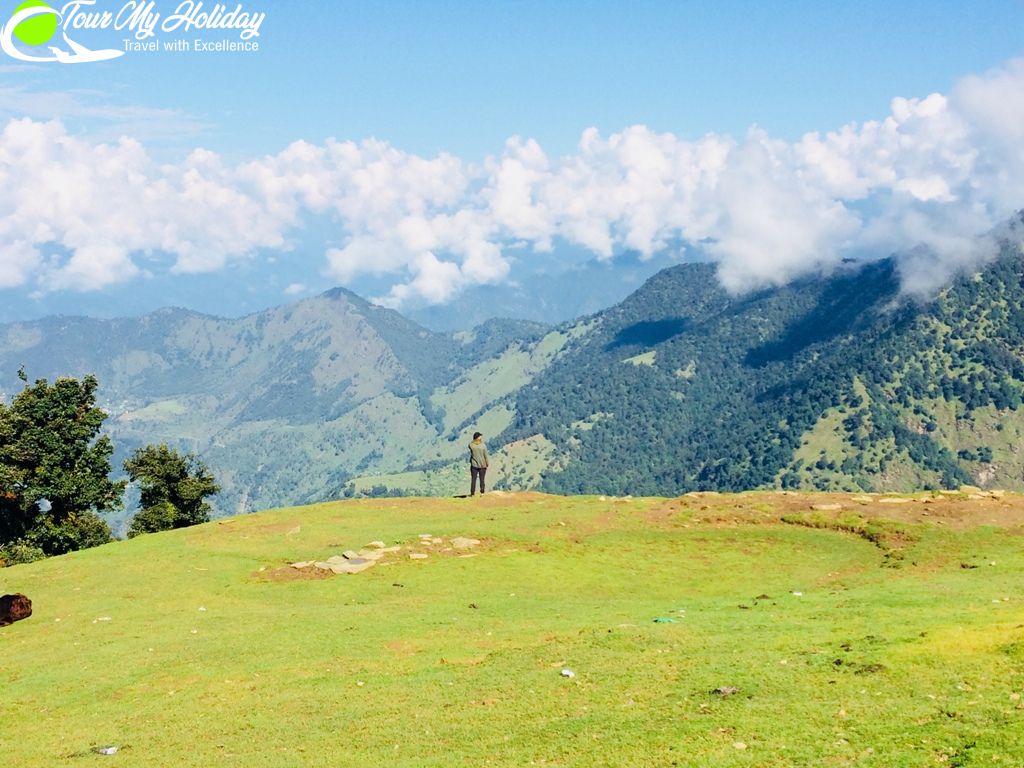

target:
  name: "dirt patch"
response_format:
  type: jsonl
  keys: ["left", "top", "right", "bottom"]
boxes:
{"left": 647, "top": 491, "right": 1024, "bottom": 531}
{"left": 252, "top": 565, "right": 334, "bottom": 582}
{"left": 258, "top": 534, "right": 512, "bottom": 582}
{"left": 473, "top": 491, "right": 554, "bottom": 505}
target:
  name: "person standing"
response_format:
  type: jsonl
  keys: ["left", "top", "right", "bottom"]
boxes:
{"left": 468, "top": 431, "right": 489, "bottom": 496}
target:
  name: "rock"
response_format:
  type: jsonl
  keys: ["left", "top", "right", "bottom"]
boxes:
{"left": 290, "top": 561, "right": 314, "bottom": 569}
{"left": 989, "top": 489, "right": 1007, "bottom": 498}
{"left": 732, "top": 742, "right": 747, "bottom": 750}
{"left": 366, "top": 540, "right": 387, "bottom": 548}
{"left": 409, "top": 553, "right": 429, "bottom": 560}
{"left": 451, "top": 537, "right": 481, "bottom": 549}
{"left": 355, "top": 549, "right": 385, "bottom": 561}
{"left": 0, "top": 594, "right": 32, "bottom": 626}
{"left": 342, "top": 550, "right": 361, "bottom": 560}
{"left": 560, "top": 669, "right": 576, "bottom": 678}
{"left": 317, "top": 558, "right": 376, "bottom": 574}
{"left": 878, "top": 497, "right": 911, "bottom": 504}
{"left": 811, "top": 504, "right": 843, "bottom": 511}
{"left": 711, "top": 686, "right": 740, "bottom": 697}
{"left": 959, "top": 484, "right": 983, "bottom": 494}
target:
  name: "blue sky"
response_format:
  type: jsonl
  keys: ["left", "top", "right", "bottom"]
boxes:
{"left": 1, "top": 0, "right": 1023, "bottom": 323}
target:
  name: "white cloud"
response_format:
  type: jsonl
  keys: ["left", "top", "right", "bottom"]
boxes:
{"left": 2, "top": 58, "right": 1024, "bottom": 305}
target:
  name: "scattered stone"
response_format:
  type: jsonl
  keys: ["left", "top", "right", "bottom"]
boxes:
{"left": 469, "top": 603, "right": 478, "bottom": 609}
{"left": 812, "top": 503, "right": 843, "bottom": 511}
{"left": 342, "top": 550, "right": 361, "bottom": 560}
{"left": 854, "top": 663, "right": 887, "bottom": 675}
{"left": 366, "top": 541, "right": 387, "bottom": 548}
{"left": 851, "top": 495, "right": 873, "bottom": 503}
{"left": 754, "top": 593, "right": 771, "bottom": 600}
{"left": 452, "top": 537, "right": 481, "bottom": 550}
{"left": 0, "top": 594, "right": 32, "bottom": 627}
{"left": 409, "top": 553, "right": 429, "bottom": 560}
{"left": 878, "top": 497, "right": 911, "bottom": 504}
{"left": 286, "top": 525, "right": 301, "bottom": 536}
{"left": 711, "top": 686, "right": 740, "bottom": 697}
{"left": 290, "top": 561, "right": 314, "bottom": 569}
{"left": 92, "top": 746, "right": 119, "bottom": 755}
{"left": 732, "top": 742, "right": 747, "bottom": 750}
{"left": 989, "top": 490, "right": 1007, "bottom": 498}
{"left": 560, "top": 669, "right": 576, "bottom": 678}
{"left": 653, "top": 616, "right": 677, "bottom": 623}
{"left": 959, "top": 484, "right": 983, "bottom": 494}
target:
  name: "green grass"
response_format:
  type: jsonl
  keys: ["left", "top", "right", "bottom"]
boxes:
{"left": 2, "top": 493, "right": 1023, "bottom": 766}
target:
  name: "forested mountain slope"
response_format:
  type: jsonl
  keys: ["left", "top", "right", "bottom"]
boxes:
{"left": 497, "top": 219, "right": 1024, "bottom": 494}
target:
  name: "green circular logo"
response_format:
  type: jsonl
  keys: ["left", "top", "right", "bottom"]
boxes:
{"left": 12, "top": 0, "right": 57, "bottom": 46}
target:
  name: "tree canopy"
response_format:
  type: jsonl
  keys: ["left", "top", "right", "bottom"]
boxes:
{"left": 124, "top": 444, "right": 220, "bottom": 537}
{"left": 0, "top": 375, "right": 123, "bottom": 563}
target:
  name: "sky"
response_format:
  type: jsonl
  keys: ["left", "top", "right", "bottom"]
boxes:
{"left": 1, "top": 0, "right": 1023, "bottom": 322}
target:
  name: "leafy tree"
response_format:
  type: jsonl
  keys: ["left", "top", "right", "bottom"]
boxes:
{"left": 0, "top": 374, "right": 122, "bottom": 557}
{"left": 124, "top": 444, "right": 220, "bottom": 537}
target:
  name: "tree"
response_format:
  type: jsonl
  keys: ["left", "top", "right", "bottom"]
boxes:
{"left": 124, "top": 445, "right": 220, "bottom": 537}
{"left": 0, "top": 374, "right": 122, "bottom": 559}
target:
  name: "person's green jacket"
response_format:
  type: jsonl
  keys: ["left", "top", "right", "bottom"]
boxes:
{"left": 468, "top": 441, "right": 489, "bottom": 468}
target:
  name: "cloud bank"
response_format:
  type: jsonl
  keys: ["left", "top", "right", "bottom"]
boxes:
{"left": 2, "top": 58, "right": 1023, "bottom": 304}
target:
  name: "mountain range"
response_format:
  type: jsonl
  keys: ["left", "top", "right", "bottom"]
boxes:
{"left": 3, "top": 213, "right": 1024, "bottom": 524}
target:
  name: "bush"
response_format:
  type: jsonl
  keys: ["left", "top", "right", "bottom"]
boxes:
{"left": 0, "top": 540, "right": 47, "bottom": 567}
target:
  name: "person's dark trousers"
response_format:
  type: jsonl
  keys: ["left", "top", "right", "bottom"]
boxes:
{"left": 471, "top": 466, "right": 487, "bottom": 495}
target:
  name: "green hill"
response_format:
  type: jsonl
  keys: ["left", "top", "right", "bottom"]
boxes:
{"left": 3, "top": 492, "right": 1023, "bottom": 766}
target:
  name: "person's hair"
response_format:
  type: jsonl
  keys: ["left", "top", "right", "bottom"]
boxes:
{"left": 472, "top": 432, "right": 482, "bottom": 439}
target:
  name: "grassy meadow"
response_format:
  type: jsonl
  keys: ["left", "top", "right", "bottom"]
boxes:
{"left": 2, "top": 491, "right": 1023, "bottom": 766}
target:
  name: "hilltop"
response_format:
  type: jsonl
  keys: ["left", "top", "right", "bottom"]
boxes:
{"left": 2, "top": 491, "right": 1023, "bottom": 766}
